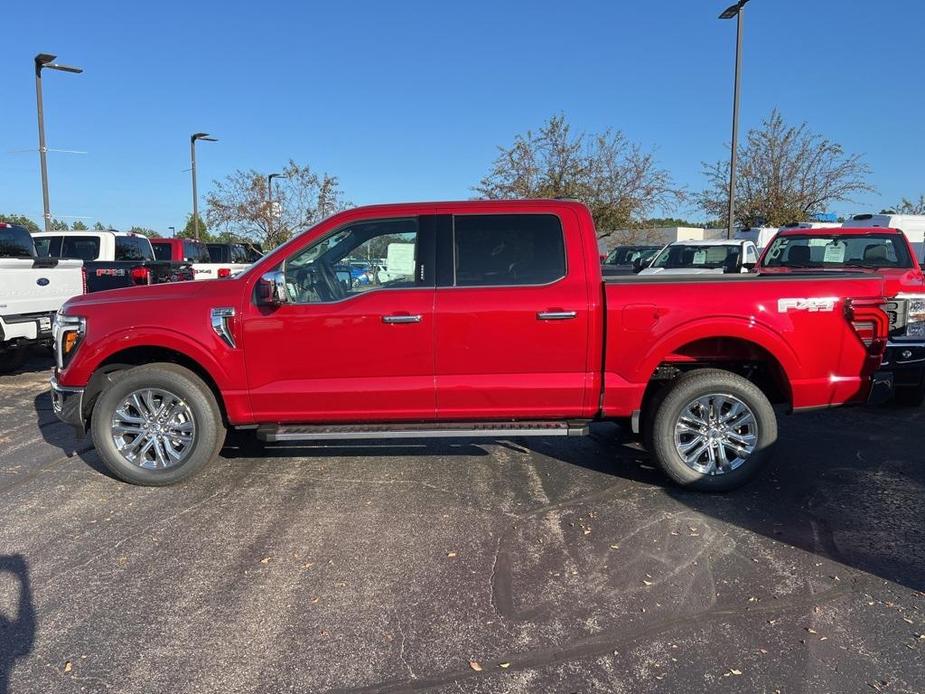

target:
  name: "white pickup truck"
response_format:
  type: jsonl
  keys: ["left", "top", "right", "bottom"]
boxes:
{"left": 639, "top": 239, "right": 760, "bottom": 276}
{"left": 0, "top": 223, "right": 84, "bottom": 372}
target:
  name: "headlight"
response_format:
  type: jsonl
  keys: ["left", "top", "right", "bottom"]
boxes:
{"left": 53, "top": 311, "right": 86, "bottom": 369}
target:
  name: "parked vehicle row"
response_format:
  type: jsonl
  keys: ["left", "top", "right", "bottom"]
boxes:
{"left": 34, "top": 230, "right": 194, "bottom": 291}
{"left": 0, "top": 223, "right": 84, "bottom": 372}
{"left": 51, "top": 200, "right": 893, "bottom": 492}
{"left": 151, "top": 238, "right": 251, "bottom": 280}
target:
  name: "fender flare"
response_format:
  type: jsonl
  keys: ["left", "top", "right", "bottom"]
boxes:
{"left": 632, "top": 316, "right": 803, "bottom": 387}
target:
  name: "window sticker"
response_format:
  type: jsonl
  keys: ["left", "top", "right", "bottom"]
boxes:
{"left": 823, "top": 242, "right": 846, "bottom": 263}
{"left": 693, "top": 250, "right": 707, "bottom": 265}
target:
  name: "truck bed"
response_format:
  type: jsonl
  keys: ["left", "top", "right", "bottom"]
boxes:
{"left": 600, "top": 272, "right": 886, "bottom": 416}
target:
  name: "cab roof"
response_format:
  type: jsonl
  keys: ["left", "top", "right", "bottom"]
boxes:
{"left": 776, "top": 226, "right": 903, "bottom": 237}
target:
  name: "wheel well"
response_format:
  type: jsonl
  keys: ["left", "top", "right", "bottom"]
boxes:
{"left": 83, "top": 347, "right": 228, "bottom": 424}
{"left": 640, "top": 337, "right": 792, "bottom": 419}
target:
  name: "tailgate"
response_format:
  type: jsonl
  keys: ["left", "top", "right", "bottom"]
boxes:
{"left": 0, "top": 258, "right": 84, "bottom": 316}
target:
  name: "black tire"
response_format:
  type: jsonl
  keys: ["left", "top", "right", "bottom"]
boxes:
{"left": 90, "top": 363, "right": 225, "bottom": 486}
{"left": 0, "top": 346, "right": 27, "bottom": 375}
{"left": 648, "top": 369, "right": 777, "bottom": 492}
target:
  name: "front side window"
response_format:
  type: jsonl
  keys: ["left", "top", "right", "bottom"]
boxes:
{"left": 452, "top": 214, "right": 566, "bottom": 287}
{"left": 651, "top": 244, "right": 740, "bottom": 270}
{"left": 762, "top": 234, "right": 912, "bottom": 269}
{"left": 283, "top": 217, "right": 421, "bottom": 303}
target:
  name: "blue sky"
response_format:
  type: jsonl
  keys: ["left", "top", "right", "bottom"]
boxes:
{"left": 1, "top": 0, "right": 923, "bottom": 232}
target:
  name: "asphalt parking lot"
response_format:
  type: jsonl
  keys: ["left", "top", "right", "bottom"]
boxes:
{"left": 0, "top": 352, "right": 922, "bottom": 694}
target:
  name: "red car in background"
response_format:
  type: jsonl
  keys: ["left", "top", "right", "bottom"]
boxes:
{"left": 757, "top": 226, "right": 925, "bottom": 405}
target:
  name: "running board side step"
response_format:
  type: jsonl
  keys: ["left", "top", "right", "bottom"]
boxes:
{"left": 256, "top": 421, "right": 590, "bottom": 442}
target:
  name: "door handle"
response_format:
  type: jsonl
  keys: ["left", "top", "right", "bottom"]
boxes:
{"left": 382, "top": 314, "right": 423, "bottom": 324}
{"left": 537, "top": 311, "right": 578, "bottom": 321}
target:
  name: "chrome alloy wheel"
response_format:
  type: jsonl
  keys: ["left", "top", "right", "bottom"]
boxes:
{"left": 110, "top": 388, "right": 196, "bottom": 469}
{"left": 673, "top": 393, "right": 758, "bottom": 475}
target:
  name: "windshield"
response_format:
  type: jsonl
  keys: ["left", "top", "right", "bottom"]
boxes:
{"left": 606, "top": 246, "right": 658, "bottom": 265}
{"left": 651, "top": 244, "right": 741, "bottom": 270}
{"left": 762, "top": 234, "right": 912, "bottom": 269}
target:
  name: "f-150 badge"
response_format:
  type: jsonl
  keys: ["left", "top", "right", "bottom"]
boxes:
{"left": 778, "top": 297, "right": 838, "bottom": 313}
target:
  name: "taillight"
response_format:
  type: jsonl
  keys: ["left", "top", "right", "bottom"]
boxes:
{"left": 217, "top": 267, "right": 231, "bottom": 278}
{"left": 846, "top": 298, "right": 890, "bottom": 355}
{"left": 130, "top": 266, "right": 152, "bottom": 285}
{"left": 81, "top": 267, "right": 88, "bottom": 294}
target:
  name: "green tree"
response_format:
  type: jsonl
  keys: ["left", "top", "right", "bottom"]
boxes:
{"left": 699, "top": 109, "right": 874, "bottom": 228}
{"left": 50, "top": 218, "right": 69, "bottom": 230}
{"left": 92, "top": 222, "right": 106, "bottom": 231}
{"left": 0, "top": 214, "right": 40, "bottom": 233}
{"left": 475, "top": 114, "right": 684, "bottom": 237}
{"left": 71, "top": 220, "right": 88, "bottom": 230}
{"left": 177, "top": 213, "right": 211, "bottom": 241}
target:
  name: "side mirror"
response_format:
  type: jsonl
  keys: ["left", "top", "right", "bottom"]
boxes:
{"left": 256, "top": 270, "right": 290, "bottom": 306}
{"left": 632, "top": 257, "right": 644, "bottom": 273}
{"left": 742, "top": 261, "right": 757, "bottom": 272}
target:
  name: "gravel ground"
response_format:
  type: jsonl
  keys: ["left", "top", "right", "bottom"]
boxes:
{"left": 0, "top": 351, "right": 922, "bottom": 693}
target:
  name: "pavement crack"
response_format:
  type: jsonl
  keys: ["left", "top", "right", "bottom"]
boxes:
{"left": 395, "top": 617, "right": 417, "bottom": 680}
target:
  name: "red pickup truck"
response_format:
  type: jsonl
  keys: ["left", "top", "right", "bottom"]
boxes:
{"left": 50, "top": 200, "right": 891, "bottom": 491}
{"left": 757, "top": 226, "right": 925, "bottom": 405}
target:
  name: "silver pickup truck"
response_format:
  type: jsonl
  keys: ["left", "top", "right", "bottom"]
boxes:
{"left": 0, "top": 223, "right": 84, "bottom": 372}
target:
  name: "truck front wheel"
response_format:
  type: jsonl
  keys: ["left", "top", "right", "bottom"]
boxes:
{"left": 648, "top": 369, "right": 777, "bottom": 492}
{"left": 90, "top": 363, "right": 225, "bottom": 486}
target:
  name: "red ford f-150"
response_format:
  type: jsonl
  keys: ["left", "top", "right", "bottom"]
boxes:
{"left": 50, "top": 200, "right": 892, "bottom": 490}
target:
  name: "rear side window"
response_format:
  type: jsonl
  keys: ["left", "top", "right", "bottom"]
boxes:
{"left": 115, "top": 236, "right": 153, "bottom": 261}
{"left": 152, "top": 243, "right": 172, "bottom": 261}
{"left": 183, "top": 240, "right": 210, "bottom": 263}
{"left": 61, "top": 236, "right": 101, "bottom": 261}
{"left": 232, "top": 245, "right": 249, "bottom": 263}
{"left": 452, "top": 214, "right": 566, "bottom": 287}
{"left": 34, "top": 236, "right": 63, "bottom": 258}
{"left": 206, "top": 244, "right": 225, "bottom": 262}
{"left": 0, "top": 226, "right": 36, "bottom": 258}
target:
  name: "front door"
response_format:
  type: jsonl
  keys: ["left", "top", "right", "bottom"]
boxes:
{"left": 433, "top": 210, "right": 593, "bottom": 420}
{"left": 242, "top": 215, "right": 436, "bottom": 422}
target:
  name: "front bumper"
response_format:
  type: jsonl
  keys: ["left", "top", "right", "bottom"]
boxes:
{"left": 50, "top": 376, "right": 86, "bottom": 435}
{"left": 881, "top": 343, "right": 925, "bottom": 390}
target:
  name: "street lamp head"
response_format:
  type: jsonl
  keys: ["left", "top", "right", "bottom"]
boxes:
{"left": 719, "top": 0, "right": 749, "bottom": 19}
{"left": 268, "top": 172, "right": 288, "bottom": 181}
{"left": 46, "top": 63, "right": 83, "bottom": 74}
{"left": 191, "top": 132, "right": 218, "bottom": 142}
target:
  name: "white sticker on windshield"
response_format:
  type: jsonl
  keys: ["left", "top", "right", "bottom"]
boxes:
{"left": 692, "top": 250, "right": 707, "bottom": 265}
{"left": 823, "top": 243, "right": 846, "bottom": 264}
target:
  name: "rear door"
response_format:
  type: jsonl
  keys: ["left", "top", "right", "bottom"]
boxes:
{"left": 433, "top": 209, "right": 593, "bottom": 419}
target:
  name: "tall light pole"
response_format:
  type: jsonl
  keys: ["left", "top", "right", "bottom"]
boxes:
{"left": 168, "top": 226, "right": 176, "bottom": 236}
{"left": 267, "top": 172, "right": 287, "bottom": 240}
{"left": 190, "top": 132, "right": 217, "bottom": 240}
{"left": 34, "top": 53, "right": 83, "bottom": 232}
{"left": 719, "top": 0, "right": 749, "bottom": 239}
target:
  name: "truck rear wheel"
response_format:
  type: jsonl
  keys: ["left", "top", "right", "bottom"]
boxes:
{"left": 648, "top": 369, "right": 777, "bottom": 492}
{"left": 90, "top": 363, "right": 225, "bottom": 486}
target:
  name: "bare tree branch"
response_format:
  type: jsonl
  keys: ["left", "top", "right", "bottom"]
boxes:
{"left": 474, "top": 114, "right": 685, "bottom": 236}
{"left": 699, "top": 110, "right": 875, "bottom": 228}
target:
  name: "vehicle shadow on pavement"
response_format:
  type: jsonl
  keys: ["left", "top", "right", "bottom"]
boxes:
{"left": 0, "top": 555, "right": 36, "bottom": 694}
{"left": 523, "top": 413, "right": 925, "bottom": 594}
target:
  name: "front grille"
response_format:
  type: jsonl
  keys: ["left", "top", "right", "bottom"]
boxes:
{"left": 884, "top": 299, "right": 906, "bottom": 337}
